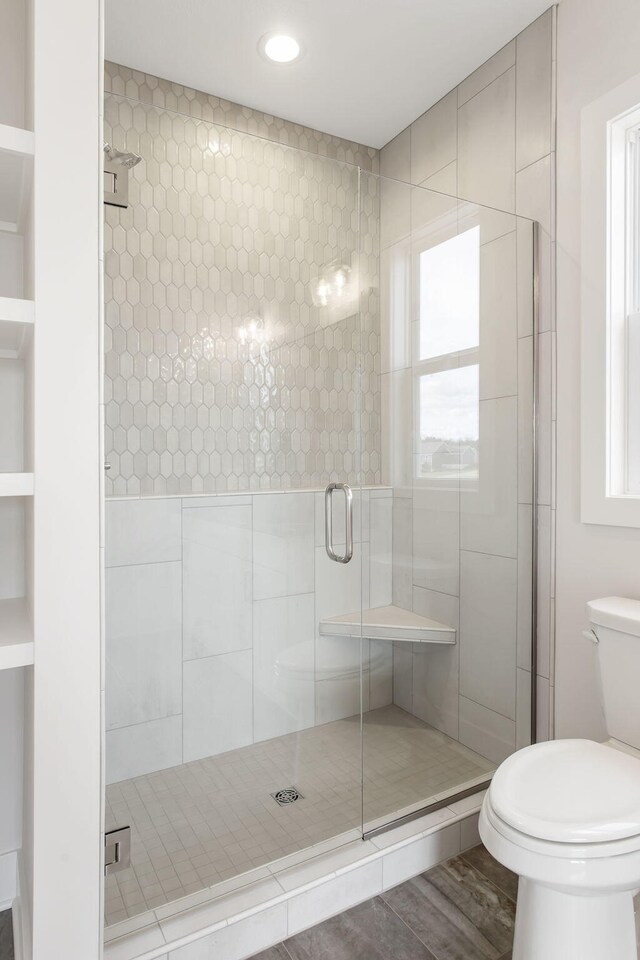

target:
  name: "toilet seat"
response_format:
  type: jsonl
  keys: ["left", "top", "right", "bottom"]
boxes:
{"left": 483, "top": 790, "right": 640, "bottom": 862}
{"left": 489, "top": 738, "right": 640, "bottom": 845}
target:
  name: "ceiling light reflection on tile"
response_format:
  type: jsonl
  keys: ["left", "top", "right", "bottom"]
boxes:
{"left": 311, "top": 261, "right": 358, "bottom": 326}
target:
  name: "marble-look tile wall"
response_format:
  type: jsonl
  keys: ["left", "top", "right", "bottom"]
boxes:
{"left": 380, "top": 8, "right": 556, "bottom": 761}
{"left": 104, "top": 63, "right": 380, "bottom": 496}
{"left": 104, "top": 489, "right": 392, "bottom": 783}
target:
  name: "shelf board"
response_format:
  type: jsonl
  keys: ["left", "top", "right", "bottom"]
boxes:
{"left": 0, "top": 296, "right": 34, "bottom": 358}
{"left": 0, "top": 123, "right": 35, "bottom": 235}
{"left": 0, "top": 598, "right": 33, "bottom": 670}
{"left": 319, "top": 604, "right": 457, "bottom": 645}
{"left": 0, "top": 473, "right": 34, "bottom": 497}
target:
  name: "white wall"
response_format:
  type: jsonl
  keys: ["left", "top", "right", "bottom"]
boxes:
{"left": 555, "top": 0, "right": 640, "bottom": 739}
{"left": 0, "top": 670, "right": 23, "bottom": 860}
{"left": 31, "top": 0, "right": 103, "bottom": 956}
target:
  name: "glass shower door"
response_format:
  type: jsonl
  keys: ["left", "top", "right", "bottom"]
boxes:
{"left": 103, "top": 90, "right": 369, "bottom": 926}
{"left": 360, "top": 170, "right": 536, "bottom": 834}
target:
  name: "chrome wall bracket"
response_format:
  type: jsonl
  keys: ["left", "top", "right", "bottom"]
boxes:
{"left": 103, "top": 143, "right": 141, "bottom": 208}
{"left": 104, "top": 825, "right": 131, "bottom": 876}
{"left": 104, "top": 158, "right": 130, "bottom": 208}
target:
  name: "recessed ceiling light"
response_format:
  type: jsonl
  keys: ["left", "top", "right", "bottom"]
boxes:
{"left": 259, "top": 33, "right": 301, "bottom": 64}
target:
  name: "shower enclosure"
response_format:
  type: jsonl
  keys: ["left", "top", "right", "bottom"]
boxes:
{"left": 102, "top": 85, "right": 536, "bottom": 928}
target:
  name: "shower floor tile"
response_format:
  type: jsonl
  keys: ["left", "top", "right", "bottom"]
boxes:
{"left": 104, "top": 705, "right": 494, "bottom": 926}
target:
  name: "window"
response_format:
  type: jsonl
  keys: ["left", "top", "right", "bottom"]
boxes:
{"left": 414, "top": 227, "right": 480, "bottom": 482}
{"left": 581, "top": 73, "right": 640, "bottom": 527}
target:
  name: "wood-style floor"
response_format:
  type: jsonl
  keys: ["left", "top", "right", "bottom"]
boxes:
{"left": 0, "top": 911, "right": 13, "bottom": 960}
{"left": 251, "top": 845, "right": 516, "bottom": 960}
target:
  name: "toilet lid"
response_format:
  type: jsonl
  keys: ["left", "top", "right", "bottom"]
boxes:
{"left": 490, "top": 739, "right": 640, "bottom": 843}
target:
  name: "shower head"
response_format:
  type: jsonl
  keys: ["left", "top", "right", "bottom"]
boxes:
{"left": 103, "top": 142, "right": 142, "bottom": 208}
{"left": 104, "top": 142, "right": 142, "bottom": 168}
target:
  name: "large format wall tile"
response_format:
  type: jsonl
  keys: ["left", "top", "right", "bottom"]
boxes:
{"left": 516, "top": 154, "right": 553, "bottom": 238}
{"left": 183, "top": 650, "right": 253, "bottom": 761}
{"left": 315, "top": 542, "right": 371, "bottom": 678}
{"left": 379, "top": 127, "right": 410, "bottom": 181}
{"left": 412, "top": 487, "right": 460, "bottom": 597}
{"left": 369, "top": 639, "right": 393, "bottom": 710}
{"left": 391, "top": 496, "right": 413, "bottom": 610}
{"left": 460, "top": 398, "right": 518, "bottom": 560}
{"left": 253, "top": 593, "right": 315, "bottom": 741}
{"left": 412, "top": 586, "right": 460, "bottom": 739}
{"left": 459, "top": 550, "right": 517, "bottom": 721}
{"left": 457, "top": 41, "right": 516, "bottom": 107}
{"left": 316, "top": 673, "right": 369, "bottom": 725}
{"left": 458, "top": 696, "right": 515, "bottom": 765}
{"left": 517, "top": 337, "right": 534, "bottom": 503}
{"left": 479, "top": 232, "right": 517, "bottom": 401}
{"left": 393, "top": 643, "right": 413, "bottom": 714}
{"left": 106, "top": 715, "right": 182, "bottom": 783}
{"left": 517, "top": 503, "right": 533, "bottom": 674}
{"left": 106, "top": 561, "right": 182, "bottom": 729}
{"left": 106, "top": 497, "right": 182, "bottom": 566}
{"left": 253, "top": 493, "right": 314, "bottom": 600}
{"left": 515, "top": 11, "right": 553, "bottom": 171}
{"left": 420, "top": 160, "right": 457, "bottom": 196}
{"left": 315, "top": 541, "right": 371, "bottom": 722}
{"left": 380, "top": 177, "right": 411, "bottom": 250}
{"left": 458, "top": 68, "right": 516, "bottom": 212}
{"left": 410, "top": 90, "right": 457, "bottom": 186}
{"left": 183, "top": 503, "right": 252, "bottom": 658}
{"left": 370, "top": 495, "right": 393, "bottom": 607}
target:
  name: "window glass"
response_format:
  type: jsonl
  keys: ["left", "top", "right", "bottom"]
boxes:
{"left": 417, "top": 365, "right": 479, "bottom": 480}
{"left": 419, "top": 226, "right": 480, "bottom": 360}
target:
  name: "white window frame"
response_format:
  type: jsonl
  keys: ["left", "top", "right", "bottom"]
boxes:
{"left": 581, "top": 71, "right": 640, "bottom": 526}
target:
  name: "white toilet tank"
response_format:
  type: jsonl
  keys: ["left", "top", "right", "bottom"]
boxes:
{"left": 588, "top": 597, "right": 640, "bottom": 749}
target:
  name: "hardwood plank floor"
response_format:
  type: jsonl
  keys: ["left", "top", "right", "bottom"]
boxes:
{"left": 250, "top": 845, "right": 517, "bottom": 960}
{"left": 284, "top": 899, "right": 438, "bottom": 960}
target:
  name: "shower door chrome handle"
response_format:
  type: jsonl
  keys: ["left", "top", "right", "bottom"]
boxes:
{"left": 324, "top": 482, "right": 353, "bottom": 564}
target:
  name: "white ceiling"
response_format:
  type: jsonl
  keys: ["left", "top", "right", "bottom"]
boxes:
{"left": 105, "top": 0, "right": 552, "bottom": 149}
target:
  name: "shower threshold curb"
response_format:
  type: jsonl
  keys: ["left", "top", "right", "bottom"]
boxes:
{"left": 103, "top": 789, "right": 486, "bottom": 960}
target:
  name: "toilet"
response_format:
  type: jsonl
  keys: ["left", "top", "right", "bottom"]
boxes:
{"left": 480, "top": 597, "right": 640, "bottom": 960}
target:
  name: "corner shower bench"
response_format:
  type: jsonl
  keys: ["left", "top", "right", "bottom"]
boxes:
{"left": 319, "top": 604, "right": 456, "bottom": 645}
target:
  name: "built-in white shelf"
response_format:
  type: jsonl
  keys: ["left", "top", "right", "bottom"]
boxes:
{"left": 0, "top": 296, "right": 34, "bottom": 358}
{"left": 0, "top": 122, "right": 35, "bottom": 235}
{"left": 0, "top": 472, "right": 34, "bottom": 497}
{"left": 0, "top": 598, "right": 33, "bottom": 670}
{"left": 319, "top": 604, "right": 457, "bottom": 645}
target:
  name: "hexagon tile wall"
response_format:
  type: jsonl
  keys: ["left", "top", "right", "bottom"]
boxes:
{"left": 104, "top": 63, "right": 381, "bottom": 496}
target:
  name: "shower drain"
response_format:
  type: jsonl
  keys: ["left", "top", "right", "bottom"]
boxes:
{"left": 271, "top": 786, "right": 304, "bottom": 806}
